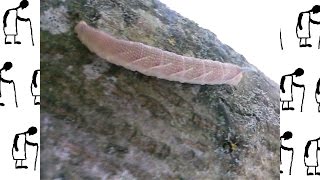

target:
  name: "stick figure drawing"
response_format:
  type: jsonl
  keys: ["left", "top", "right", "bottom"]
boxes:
{"left": 296, "top": 5, "right": 320, "bottom": 47}
{"left": 12, "top": 127, "right": 38, "bottom": 170}
{"left": 280, "top": 68, "right": 305, "bottom": 112}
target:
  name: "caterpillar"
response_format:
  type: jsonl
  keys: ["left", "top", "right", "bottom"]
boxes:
{"left": 75, "top": 21, "right": 253, "bottom": 85}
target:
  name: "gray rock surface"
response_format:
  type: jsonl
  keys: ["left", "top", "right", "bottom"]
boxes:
{"left": 41, "top": 0, "right": 280, "bottom": 179}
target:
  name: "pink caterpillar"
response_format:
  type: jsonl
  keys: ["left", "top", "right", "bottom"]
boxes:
{"left": 75, "top": 21, "right": 253, "bottom": 85}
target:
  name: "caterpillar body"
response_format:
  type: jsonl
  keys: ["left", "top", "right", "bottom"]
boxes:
{"left": 75, "top": 21, "right": 252, "bottom": 85}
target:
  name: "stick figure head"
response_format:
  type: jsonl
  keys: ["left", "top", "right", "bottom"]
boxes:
{"left": 19, "top": 0, "right": 29, "bottom": 9}
{"left": 281, "top": 131, "right": 293, "bottom": 140}
{"left": 27, "top": 126, "right": 37, "bottom": 135}
{"left": 311, "top": 5, "right": 320, "bottom": 14}
{"left": 293, "top": 68, "right": 304, "bottom": 77}
{"left": 2, "top": 62, "right": 12, "bottom": 71}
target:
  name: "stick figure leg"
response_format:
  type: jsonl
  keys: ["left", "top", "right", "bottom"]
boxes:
{"left": 316, "top": 167, "right": 320, "bottom": 175}
{"left": 34, "top": 96, "right": 40, "bottom": 105}
{"left": 16, "top": 160, "right": 28, "bottom": 169}
{"left": 307, "top": 166, "right": 314, "bottom": 175}
{"left": 14, "top": 36, "right": 21, "bottom": 44}
{"left": 5, "top": 35, "right": 11, "bottom": 44}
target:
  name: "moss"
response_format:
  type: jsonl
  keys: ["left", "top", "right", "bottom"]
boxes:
{"left": 41, "top": 0, "right": 65, "bottom": 11}
{"left": 40, "top": 30, "right": 107, "bottom": 121}
{"left": 68, "top": 0, "right": 101, "bottom": 24}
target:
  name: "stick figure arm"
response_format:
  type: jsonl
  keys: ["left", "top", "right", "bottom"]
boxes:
{"left": 280, "top": 75, "right": 287, "bottom": 93}
{"left": 17, "top": 16, "right": 29, "bottom": 22}
{"left": 292, "top": 82, "right": 304, "bottom": 88}
{"left": 310, "top": 19, "right": 320, "bottom": 24}
{"left": 297, "top": 12, "right": 304, "bottom": 30}
{"left": 281, "top": 145, "right": 293, "bottom": 151}
{"left": 305, "top": 141, "right": 311, "bottom": 157}
{"left": 26, "top": 140, "right": 37, "bottom": 146}
{"left": 13, "top": 134, "right": 19, "bottom": 151}
{"left": 0, "top": 76, "right": 11, "bottom": 83}
{"left": 32, "top": 70, "right": 38, "bottom": 88}
{"left": 3, "top": 10, "right": 9, "bottom": 27}
{"left": 316, "top": 81, "right": 320, "bottom": 94}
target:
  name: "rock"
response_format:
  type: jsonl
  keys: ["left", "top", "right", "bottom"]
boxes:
{"left": 41, "top": 0, "right": 279, "bottom": 179}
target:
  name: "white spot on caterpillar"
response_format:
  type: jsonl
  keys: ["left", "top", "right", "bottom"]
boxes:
{"left": 75, "top": 21, "right": 251, "bottom": 86}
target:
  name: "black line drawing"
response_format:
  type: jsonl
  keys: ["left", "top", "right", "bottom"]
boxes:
{"left": 3, "top": 0, "right": 34, "bottom": 46}
{"left": 31, "top": 69, "right": 40, "bottom": 105}
{"left": 29, "top": 19, "right": 34, "bottom": 46}
{"left": 304, "top": 137, "right": 320, "bottom": 175}
{"left": 296, "top": 5, "right": 320, "bottom": 48}
{"left": 280, "top": 29, "right": 284, "bottom": 50}
{"left": 280, "top": 68, "right": 305, "bottom": 112}
{"left": 12, "top": 127, "right": 38, "bottom": 170}
{"left": 280, "top": 131, "right": 294, "bottom": 175}
{"left": 316, "top": 78, "right": 320, "bottom": 112}
{"left": 0, "top": 62, "right": 18, "bottom": 107}
{"left": 12, "top": 80, "right": 18, "bottom": 107}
